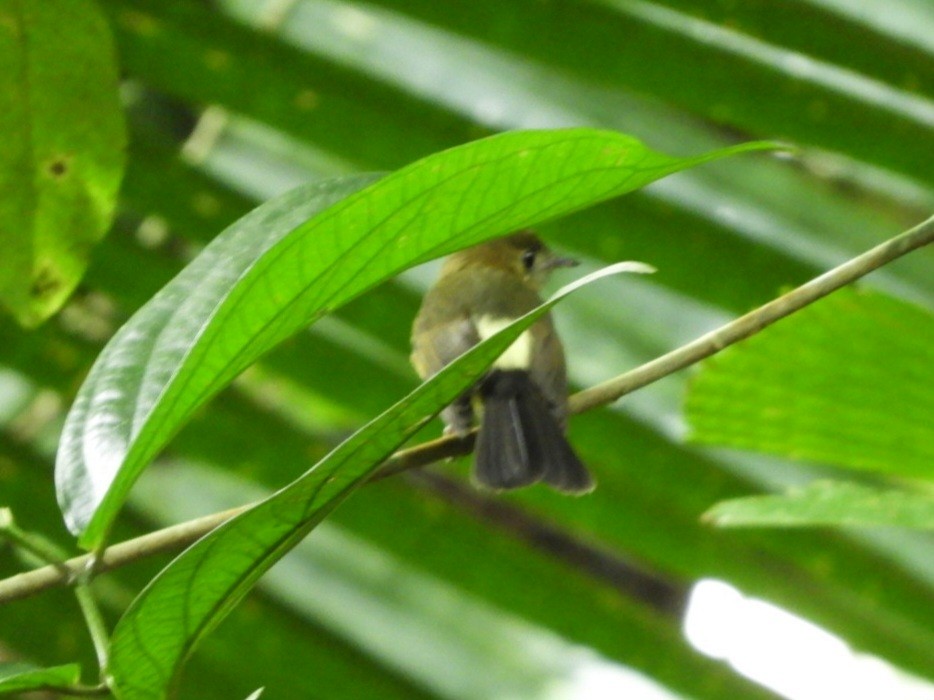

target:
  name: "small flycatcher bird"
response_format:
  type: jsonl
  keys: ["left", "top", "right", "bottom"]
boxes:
{"left": 411, "top": 231, "right": 593, "bottom": 493}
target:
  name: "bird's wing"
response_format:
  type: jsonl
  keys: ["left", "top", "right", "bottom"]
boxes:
{"left": 411, "top": 316, "right": 480, "bottom": 379}
{"left": 529, "top": 316, "right": 569, "bottom": 426}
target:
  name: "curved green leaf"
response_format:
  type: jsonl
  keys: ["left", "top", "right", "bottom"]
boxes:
{"left": 56, "top": 127, "right": 773, "bottom": 549}
{"left": 106, "top": 263, "right": 647, "bottom": 700}
{"left": 55, "top": 173, "right": 380, "bottom": 544}
{"left": 704, "top": 481, "right": 934, "bottom": 529}
{"left": 686, "top": 288, "right": 934, "bottom": 478}
{"left": 0, "top": 662, "right": 80, "bottom": 695}
{"left": 0, "top": 0, "right": 125, "bottom": 327}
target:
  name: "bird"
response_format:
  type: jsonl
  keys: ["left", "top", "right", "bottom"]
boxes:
{"left": 410, "top": 231, "right": 593, "bottom": 493}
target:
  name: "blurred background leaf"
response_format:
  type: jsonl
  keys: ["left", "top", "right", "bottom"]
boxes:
{"left": 0, "top": 0, "right": 126, "bottom": 327}
{"left": 686, "top": 288, "right": 934, "bottom": 478}
{"left": 686, "top": 285, "right": 934, "bottom": 533}
{"left": 0, "top": 661, "right": 81, "bottom": 695}
{"left": 1, "top": 1, "right": 933, "bottom": 699}
{"left": 703, "top": 481, "right": 934, "bottom": 529}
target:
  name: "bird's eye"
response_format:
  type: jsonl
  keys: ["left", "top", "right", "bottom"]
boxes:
{"left": 521, "top": 249, "right": 537, "bottom": 271}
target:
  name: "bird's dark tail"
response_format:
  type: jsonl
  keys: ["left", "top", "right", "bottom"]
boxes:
{"left": 474, "top": 370, "right": 593, "bottom": 494}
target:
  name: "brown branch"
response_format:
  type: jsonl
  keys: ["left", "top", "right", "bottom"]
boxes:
{"left": 0, "top": 214, "right": 931, "bottom": 606}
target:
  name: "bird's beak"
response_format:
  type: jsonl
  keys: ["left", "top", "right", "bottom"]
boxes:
{"left": 546, "top": 255, "right": 580, "bottom": 269}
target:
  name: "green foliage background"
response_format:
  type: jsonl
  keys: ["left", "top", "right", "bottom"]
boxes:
{"left": 1, "top": 1, "right": 932, "bottom": 698}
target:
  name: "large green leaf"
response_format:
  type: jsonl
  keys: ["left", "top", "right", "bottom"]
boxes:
{"left": 105, "top": 263, "right": 644, "bottom": 700}
{"left": 54, "top": 172, "right": 378, "bottom": 546}
{"left": 685, "top": 288, "right": 934, "bottom": 478}
{"left": 0, "top": 0, "right": 125, "bottom": 327}
{"left": 56, "top": 127, "right": 771, "bottom": 549}
{"left": 704, "top": 481, "right": 934, "bottom": 529}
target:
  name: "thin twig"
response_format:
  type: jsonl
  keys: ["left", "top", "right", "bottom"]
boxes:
{"left": 0, "top": 507, "right": 249, "bottom": 605}
{"left": 0, "top": 214, "right": 931, "bottom": 606}
{"left": 74, "top": 585, "right": 111, "bottom": 673}
{"left": 0, "top": 513, "right": 113, "bottom": 675}
{"left": 570, "top": 213, "right": 934, "bottom": 413}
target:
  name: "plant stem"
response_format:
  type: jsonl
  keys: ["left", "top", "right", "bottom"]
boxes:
{"left": 75, "top": 584, "right": 111, "bottom": 673}
{"left": 34, "top": 684, "right": 110, "bottom": 697}
{"left": 0, "top": 511, "right": 111, "bottom": 675}
{"left": 0, "top": 509, "right": 71, "bottom": 568}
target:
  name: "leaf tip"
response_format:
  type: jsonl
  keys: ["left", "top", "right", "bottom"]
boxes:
{"left": 700, "top": 505, "right": 729, "bottom": 527}
{"left": 552, "top": 260, "right": 656, "bottom": 300}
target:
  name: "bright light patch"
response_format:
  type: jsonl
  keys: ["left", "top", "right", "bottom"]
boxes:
{"left": 685, "top": 579, "right": 934, "bottom": 700}
{"left": 553, "top": 661, "right": 680, "bottom": 700}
